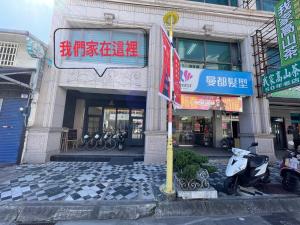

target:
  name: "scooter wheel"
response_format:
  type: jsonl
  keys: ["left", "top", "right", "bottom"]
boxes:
{"left": 118, "top": 144, "right": 123, "bottom": 151}
{"left": 262, "top": 168, "right": 271, "bottom": 184}
{"left": 282, "top": 172, "right": 299, "bottom": 192}
{"left": 224, "top": 177, "right": 238, "bottom": 195}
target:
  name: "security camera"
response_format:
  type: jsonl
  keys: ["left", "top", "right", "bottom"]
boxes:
{"left": 19, "top": 107, "right": 24, "bottom": 112}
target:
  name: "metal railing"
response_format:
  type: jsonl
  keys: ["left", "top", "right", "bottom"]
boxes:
{"left": 251, "top": 16, "right": 279, "bottom": 98}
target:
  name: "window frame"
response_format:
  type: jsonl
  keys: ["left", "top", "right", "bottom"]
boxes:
{"left": 0, "top": 41, "right": 19, "bottom": 67}
{"left": 256, "top": 0, "right": 279, "bottom": 12}
{"left": 175, "top": 38, "right": 242, "bottom": 71}
{"left": 189, "top": 0, "right": 238, "bottom": 7}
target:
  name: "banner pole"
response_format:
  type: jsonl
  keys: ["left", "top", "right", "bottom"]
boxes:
{"left": 163, "top": 11, "right": 179, "bottom": 195}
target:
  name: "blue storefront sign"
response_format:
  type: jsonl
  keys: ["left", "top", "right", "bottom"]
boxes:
{"left": 180, "top": 68, "right": 253, "bottom": 96}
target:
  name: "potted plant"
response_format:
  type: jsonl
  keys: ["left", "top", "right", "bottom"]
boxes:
{"left": 174, "top": 149, "right": 216, "bottom": 191}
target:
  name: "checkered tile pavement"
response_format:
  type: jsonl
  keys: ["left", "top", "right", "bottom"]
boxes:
{"left": 0, "top": 160, "right": 287, "bottom": 202}
{"left": 0, "top": 162, "right": 165, "bottom": 202}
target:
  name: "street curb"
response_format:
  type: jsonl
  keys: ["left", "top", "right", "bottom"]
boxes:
{"left": 155, "top": 196, "right": 300, "bottom": 217}
{"left": 0, "top": 200, "right": 156, "bottom": 223}
{"left": 1, "top": 196, "right": 300, "bottom": 223}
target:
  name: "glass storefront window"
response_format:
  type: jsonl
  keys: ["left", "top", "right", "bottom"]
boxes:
{"left": 131, "top": 109, "right": 144, "bottom": 117}
{"left": 173, "top": 115, "right": 213, "bottom": 146}
{"left": 117, "top": 109, "right": 129, "bottom": 132}
{"left": 189, "top": 0, "right": 238, "bottom": 6}
{"left": 88, "top": 107, "right": 102, "bottom": 115}
{"left": 87, "top": 117, "right": 100, "bottom": 134}
{"left": 176, "top": 38, "right": 241, "bottom": 71}
{"left": 132, "top": 118, "right": 143, "bottom": 140}
{"left": 222, "top": 113, "right": 239, "bottom": 138}
{"left": 87, "top": 107, "right": 102, "bottom": 134}
{"left": 178, "top": 39, "right": 204, "bottom": 62}
{"left": 256, "top": 0, "right": 279, "bottom": 12}
{"left": 103, "top": 108, "right": 116, "bottom": 132}
{"left": 206, "top": 41, "right": 230, "bottom": 63}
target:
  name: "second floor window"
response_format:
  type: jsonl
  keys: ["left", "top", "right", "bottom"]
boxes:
{"left": 176, "top": 38, "right": 242, "bottom": 71}
{"left": 189, "top": 0, "right": 238, "bottom": 6}
{"left": 0, "top": 41, "right": 18, "bottom": 66}
{"left": 256, "top": 0, "right": 279, "bottom": 12}
{"left": 266, "top": 47, "right": 280, "bottom": 73}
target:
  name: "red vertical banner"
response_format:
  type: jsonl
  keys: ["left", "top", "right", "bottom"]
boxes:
{"left": 159, "top": 28, "right": 171, "bottom": 100}
{"left": 173, "top": 49, "right": 181, "bottom": 107}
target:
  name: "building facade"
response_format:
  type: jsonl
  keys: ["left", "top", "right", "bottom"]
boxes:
{"left": 23, "top": 0, "right": 279, "bottom": 164}
{"left": 0, "top": 29, "right": 46, "bottom": 164}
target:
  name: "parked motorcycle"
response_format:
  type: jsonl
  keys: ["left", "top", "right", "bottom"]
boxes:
{"left": 104, "top": 131, "right": 117, "bottom": 150}
{"left": 280, "top": 150, "right": 300, "bottom": 192}
{"left": 223, "top": 142, "right": 270, "bottom": 195}
{"left": 115, "top": 130, "right": 128, "bottom": 151}
{"left": 220, "top": 137, "right": 234, "bottom": 151}
{"left": 78, "top": 134, "right": 91, "bottom": 148}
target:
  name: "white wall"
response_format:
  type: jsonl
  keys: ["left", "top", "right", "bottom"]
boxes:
{"left": 0, "top": 33, "right": 38, "bottom": 68}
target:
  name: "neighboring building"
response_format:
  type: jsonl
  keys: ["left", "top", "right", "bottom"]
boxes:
{"left": 263, "top": 47, "right": 300, "bottom": 152}
{"left": 23, "top": 0, "right": 279, "bottom": 164}
{"left": 0, "top": 29, "right": 47, "bottom": 164}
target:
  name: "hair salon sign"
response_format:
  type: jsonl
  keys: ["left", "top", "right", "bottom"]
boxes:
{"left": 180, "top": 68, "right": 253, "bottom": 96}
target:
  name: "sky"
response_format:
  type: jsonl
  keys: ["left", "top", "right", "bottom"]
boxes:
{"left": 0, "top": 0, "right": 55, "bottom": 43}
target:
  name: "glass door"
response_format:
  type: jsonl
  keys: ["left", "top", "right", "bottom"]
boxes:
{"left": 103, "top": 108, "right": 116, "bottom": 132}
{"left": 86, "top": 107, "right": 102, "bottom": 135}
{"left": 130, "top": 109, "right": 145, "bottom": 146}
{"left": 116, "top": 109, "right": 130, "bottom": 132}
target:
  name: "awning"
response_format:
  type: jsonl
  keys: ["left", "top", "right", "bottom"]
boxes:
{"left": 0, "top": 67, "right": 36, "bottom": 89}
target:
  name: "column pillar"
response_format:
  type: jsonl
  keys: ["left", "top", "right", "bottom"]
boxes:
{"left": 73, "top": 99, "right": 85, "bottom": 140}
{"left": 239, "top": 36, "right": 275, "bottom": 162}
{"left": 144, "top": 24, "right": 167, "bottom": 164}
{"left": 213, "top": 111, "right": 223, "bottom": 148}
{"left": 23, "top": 64, "right": 67, "bottom": 163}
{"left": 22, "top": 4, "right": 69, "bottom": 164}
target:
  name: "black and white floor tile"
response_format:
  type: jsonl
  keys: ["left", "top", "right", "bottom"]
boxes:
{"left": 0, "top": 160, "right": 289, "bottom": 202}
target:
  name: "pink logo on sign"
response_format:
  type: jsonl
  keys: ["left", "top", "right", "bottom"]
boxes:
{"left": 181, "top": 69, "right": 193, "bottom": 82}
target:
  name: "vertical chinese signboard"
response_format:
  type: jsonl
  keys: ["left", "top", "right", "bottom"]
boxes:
{"left": 159, "top": 28, "right": 171, "bottom": 100}
{"left": 262, "top": 0, "right": 300, "bottom": 94}
{"left": 275, "top": 0, "right": 300, "bottom": 66}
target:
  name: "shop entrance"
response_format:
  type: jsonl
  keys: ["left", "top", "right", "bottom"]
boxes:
{"left": 86, "top": 107, "right": 145, "bottom": 147}
{"left": 173, "top": 110, "right": 213, "bottom": 147}
{"left": 271, "top": 117, "right": 287, "bottom": 150}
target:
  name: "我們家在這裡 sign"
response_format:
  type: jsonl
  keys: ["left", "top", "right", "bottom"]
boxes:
{"left": 275, "top": 0, "right": 300, "bottom": 66}
{"left": 180, "top": 68, "right": 253, "bottom": 96}
{"left": 262, "top": 61, "right": 300, "bottom": 93}
{"left": 54, "top": 28, "right": 147, "bottom": 76}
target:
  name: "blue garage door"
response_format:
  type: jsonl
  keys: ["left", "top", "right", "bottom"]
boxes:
{"left": 0, "top": 98, "right": 27, "bottom": 164}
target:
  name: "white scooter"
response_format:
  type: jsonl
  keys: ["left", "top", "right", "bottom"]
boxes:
{"left": 224, "top": 142, "right": 270, "bottom": 195}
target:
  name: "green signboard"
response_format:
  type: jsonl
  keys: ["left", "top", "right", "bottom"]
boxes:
{"left": 271, "top": 86, "right": 300, "bottom": 98}
{"left": 275, "top": 0, "right": 300, "bottom": 67}
{"left": 262, "top": 60, "right": 300, "bottom": 93}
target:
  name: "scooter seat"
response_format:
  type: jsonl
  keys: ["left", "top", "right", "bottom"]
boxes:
{"left": 249, "top": 155, "right": 269, "bottom": 167}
